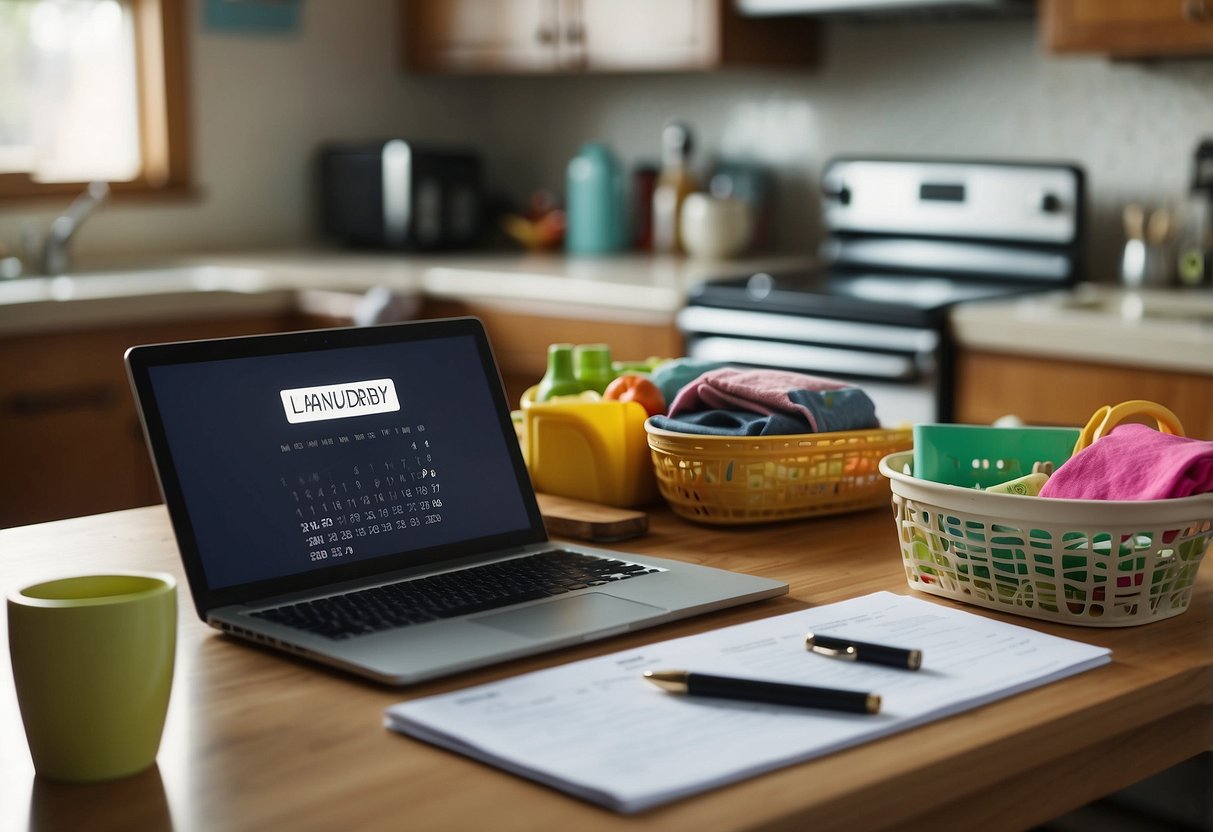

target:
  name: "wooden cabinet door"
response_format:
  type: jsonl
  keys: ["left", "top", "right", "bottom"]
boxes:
{"left": 578, "top": 0, "right": 718, "bottom": 71}
{"left": 402, "top": 0, "right": 817, "bottom": 73}
{"left": 1043, "top": 0, "right": 1213, "bottom": 57}
{"left": 404, "top": 0, "right": 562, "bottom": 73}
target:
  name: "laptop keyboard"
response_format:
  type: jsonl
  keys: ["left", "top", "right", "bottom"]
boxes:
{"left": 249, "top": 550, "right": 664, "bottom": 640}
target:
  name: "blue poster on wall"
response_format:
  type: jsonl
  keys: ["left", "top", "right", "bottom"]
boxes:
{"left": 204, "top": 0, "right": 302, "bottom": 34}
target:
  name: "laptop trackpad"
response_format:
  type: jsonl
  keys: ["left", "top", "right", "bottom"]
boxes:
{"left": 471, "top": 593, "right": 666, "bottom": 641}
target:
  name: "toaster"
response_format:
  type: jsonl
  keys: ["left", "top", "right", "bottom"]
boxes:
{"left": 318, "top": 140, "right": 484, "bottom": 250}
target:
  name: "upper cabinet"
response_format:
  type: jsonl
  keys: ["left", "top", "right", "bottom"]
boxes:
{"left": 401, "top": 0, "right": 818, "bottom": 74}
{"left": 1042, "top": 0, "right": 1213, "bottom": 57}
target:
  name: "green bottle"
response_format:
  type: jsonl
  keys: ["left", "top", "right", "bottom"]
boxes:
{"left": 573, "top": 343, "right": 615, "bottom": 394}
{"left": 536, "top": 343, "right": 584, "bottom": 402}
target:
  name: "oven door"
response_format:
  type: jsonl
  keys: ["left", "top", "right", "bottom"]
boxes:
{"left": 676, "top": 306, "right": 945, "bottom": 425}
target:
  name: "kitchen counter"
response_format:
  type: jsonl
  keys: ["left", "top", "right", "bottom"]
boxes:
{"left": 6, "top": 258, "right": 1212, "bottom": 375}
{"left": 0, "top": 250, "right": 813, "bottom": 335}
{"left": 950, "top": 283, "right": 1213, "bottom": 375}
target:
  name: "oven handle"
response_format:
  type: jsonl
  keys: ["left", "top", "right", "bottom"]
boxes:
{"left": 686, "top": 336, "right": 924, "bottom": 382}
{"left": 677, "top": 306, "right": 939, "bottom": 354}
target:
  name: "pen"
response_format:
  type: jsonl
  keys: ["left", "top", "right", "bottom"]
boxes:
{"left": 805, "top": 632, "right": 923, "bottom": 671}
{"left": 643, "top": 670, "right": 880, "bottom": 714}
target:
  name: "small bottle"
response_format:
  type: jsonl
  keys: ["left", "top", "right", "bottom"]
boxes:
{"left": 565, "top": 142, "right": 625, "bottom": 255}
{"left": 631, "top": 162, "right": 658, "bottom": 250}
{"left": 1176, "top": 139, "right": 1213, "bottom": 287}
{"left": 573, "top": 343, "right": 614, "bottom": 394}
{"left": 651, "top": 122, "right": 698, "bottom": 254}
{"left": 535, "top": 344, "right": 584, "bottom": 402}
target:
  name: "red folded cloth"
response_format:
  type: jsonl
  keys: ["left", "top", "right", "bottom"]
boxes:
{"left": 668, "top": 368, "right": 849, "bottom": 421}
{"left": 1039, "top": 423, "right": 1213, "bottom": 500}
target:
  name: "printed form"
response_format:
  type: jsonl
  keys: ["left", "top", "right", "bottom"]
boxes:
{"left": 385, "top": 591, "right": 1111, "bottom": 813}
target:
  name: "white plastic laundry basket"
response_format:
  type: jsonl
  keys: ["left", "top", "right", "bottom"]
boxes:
{"left": 879, "top": 451, "right": 1213, "bottom": 627}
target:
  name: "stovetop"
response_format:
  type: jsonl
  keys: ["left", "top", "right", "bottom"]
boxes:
{"left": 689, "top": 269, "right": 1054, "bottom": 329}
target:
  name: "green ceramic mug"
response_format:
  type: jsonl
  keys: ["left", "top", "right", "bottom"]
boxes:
{"left": 7, "top": 572, "right": 176, "bottom": 782}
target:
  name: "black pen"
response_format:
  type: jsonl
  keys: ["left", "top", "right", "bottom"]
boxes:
{"left": 643, "top": 670, "right": 880, "bottom": 714}
{"left": 805, "top": 632, "right": 923, "bottom": 671}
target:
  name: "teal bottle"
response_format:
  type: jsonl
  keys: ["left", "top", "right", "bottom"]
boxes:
{"left": 565, "top": 142, "right": 625, "bottom": 255}
{"left": 535, "top": 343, "right": 584, "bottom": 402}
{"left": 573, "top": 343, "right": 615, "bottom": 394}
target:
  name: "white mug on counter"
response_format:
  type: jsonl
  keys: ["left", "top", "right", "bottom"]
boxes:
{"left": 679, "top": 193, "right": 753, "bottom": 260}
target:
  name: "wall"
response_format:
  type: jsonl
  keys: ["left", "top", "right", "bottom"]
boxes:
{"left": 470, "top": 18, "right": 1213, "bottom": 283}
{"left": 2, "top": 8, "right": 1211, "bottom": 286}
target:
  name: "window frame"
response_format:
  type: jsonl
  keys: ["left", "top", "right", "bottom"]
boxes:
{"left": 0, "top": 0, "right": 191, "bottom": 201}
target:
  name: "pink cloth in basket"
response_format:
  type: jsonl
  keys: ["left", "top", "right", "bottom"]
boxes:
{"left": 1039, "top": 423, "right": 1213, "bottom": 501}
{"left": 667, "top": 368, "right": 849, "bottom": 421}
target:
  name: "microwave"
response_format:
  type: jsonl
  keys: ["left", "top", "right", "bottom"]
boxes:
{"left": 318, "top": 140, "right": 483, "bottom": 250}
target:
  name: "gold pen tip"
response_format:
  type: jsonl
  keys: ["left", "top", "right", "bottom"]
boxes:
{"left": 643, "top": 670, "right": 689, "bottom": 694}
{"left": 908, "top": 650, "right": 923, "bottom": 670}
{"left": 866, "top": 693, "right": 882, "bottom": 714}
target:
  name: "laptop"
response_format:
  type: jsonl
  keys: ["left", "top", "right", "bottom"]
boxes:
{"left": 126, "top": 317, "right": 787, "bottom": 685}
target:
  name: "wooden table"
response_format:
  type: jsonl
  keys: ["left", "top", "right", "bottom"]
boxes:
{"left": 2, "top": 505, "right": 1211, "bottom": 832}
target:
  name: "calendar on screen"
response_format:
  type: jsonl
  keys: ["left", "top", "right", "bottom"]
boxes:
{"left": 279, "top": 420, "right": 444, "bottom": 566}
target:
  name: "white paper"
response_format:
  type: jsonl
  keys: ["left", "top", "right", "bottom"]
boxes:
{"left": 384, "top": 592, "right": 1111, "bottom": 813}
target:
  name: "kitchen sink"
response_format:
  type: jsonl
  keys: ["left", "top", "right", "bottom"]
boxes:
{"left": 0, "top": 265, "right": 272, "bottom": 303}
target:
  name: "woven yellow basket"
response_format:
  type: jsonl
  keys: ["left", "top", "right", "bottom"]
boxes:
{"left": 880, "top": 451, "right": 1213, "bottom": 627}
{"left": 645, "top": 422, "right": 913, "bottom": 525}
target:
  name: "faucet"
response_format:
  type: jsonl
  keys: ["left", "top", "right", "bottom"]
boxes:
{"left": 34, "top": 181, "right": 111, "bottom": 276}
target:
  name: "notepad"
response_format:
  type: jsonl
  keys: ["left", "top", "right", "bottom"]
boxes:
{"left": 384, "top": 591, "right": 1111, "bottom": 813}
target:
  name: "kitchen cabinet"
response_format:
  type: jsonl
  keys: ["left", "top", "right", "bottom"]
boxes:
{"left": 0, "top": 312, "right": 334, "bottom": 528}
{"left": 401, "top": 0, "right": 817, "bottom": 74}
{"left": 1042, "top": 0, "right": 1213, "bottom": 57}
{"left": 419, "top": 298, "right": 682, "bottom": 406}
{"left": 954, "top": 350, "right": 1213, "bottom": 439}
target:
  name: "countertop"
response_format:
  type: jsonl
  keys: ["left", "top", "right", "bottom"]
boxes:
{"left": 2, "top": 251, "right": 1212, "bottom": 375}
{"left": 950, "top": 283, "right": 1213, "bottom": 374}
{"left": 0, "top": 250, "right": 812, "bottom": 335}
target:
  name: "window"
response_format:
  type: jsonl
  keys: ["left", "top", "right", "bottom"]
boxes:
{"left": 0, "top": 0, "right": 188, "bottom": 199}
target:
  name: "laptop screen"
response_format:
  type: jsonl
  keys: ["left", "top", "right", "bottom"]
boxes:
{"left": 127, "top": 318, "right": 545, "bottom": 616}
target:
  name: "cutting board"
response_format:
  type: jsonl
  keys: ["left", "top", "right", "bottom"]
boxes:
{"left": 535, "top": 493, "right": 649, "bottom": 543}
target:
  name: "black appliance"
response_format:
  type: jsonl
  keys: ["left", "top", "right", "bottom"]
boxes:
{"left": 318, "top": 140, "right": 483, "bottom": 250}
{"left": 679, "top": 157, "right": 1085, "bottom": 423}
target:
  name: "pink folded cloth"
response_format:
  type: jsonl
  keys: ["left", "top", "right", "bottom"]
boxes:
{"left": 668, "top": 368, "right": 849, "bottom": 424}
{"left": 1039, "top": 423, "right": 1213, "bottom": 501}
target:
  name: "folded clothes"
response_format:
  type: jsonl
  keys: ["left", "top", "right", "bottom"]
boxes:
{"left": 651, "top": 369, "right": 879, "bottom": 436}
{"left": 669, "top": 369, "right": 851, "bottom": 423}
{"left": 648, "top": 358, "right": 731, "bottom": 407}
{"left": 1039, "top": 423, "right": 1213, "bottom": 500}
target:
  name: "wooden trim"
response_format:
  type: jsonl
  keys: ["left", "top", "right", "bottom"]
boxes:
{"left": 0, "top": 0, "right": 192, "bottom": 201}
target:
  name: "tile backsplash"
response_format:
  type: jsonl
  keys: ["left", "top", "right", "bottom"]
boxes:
{"left": 473, "top": 19, "right": 1213, "bottom": 284}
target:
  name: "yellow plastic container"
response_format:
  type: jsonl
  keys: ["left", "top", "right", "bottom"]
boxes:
{"left": 522, "top": 399, "right": 658, "bottom": 508}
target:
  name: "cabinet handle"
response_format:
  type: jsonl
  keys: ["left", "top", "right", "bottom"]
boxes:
{"left": 565, "top": 22, "right": 584, "bottom": 43}
{"left": 536, "top": 26, "right": 556, "bottom": 44}
{"left": 1183, "top": 0, "right": 1211, "bottom": 22}
{"left": 1, "top": 384, "right": 115, "bottom": 415}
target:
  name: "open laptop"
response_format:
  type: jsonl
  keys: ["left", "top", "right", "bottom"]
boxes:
{"left": 126, "top": 317, "right": 787, "bottom": 685}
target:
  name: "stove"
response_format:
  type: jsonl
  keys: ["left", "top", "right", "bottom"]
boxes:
{"left": 680, "top": 157, "right": 1085, "bottom": 423}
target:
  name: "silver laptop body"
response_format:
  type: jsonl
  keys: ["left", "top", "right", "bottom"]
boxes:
{"left": 126, "top": 317, "right": 786, "bottom": 685}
